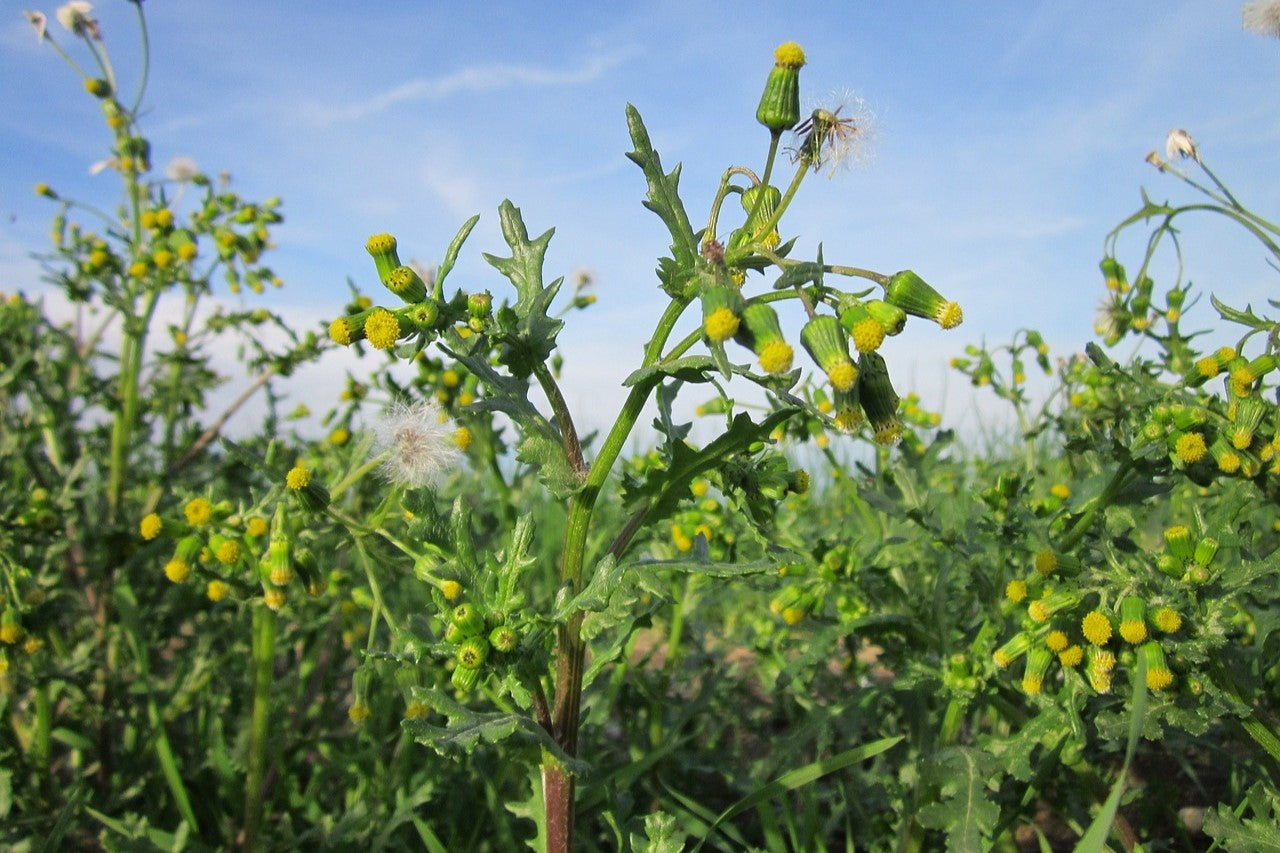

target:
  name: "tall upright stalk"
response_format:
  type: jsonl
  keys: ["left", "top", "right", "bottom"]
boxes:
{"left": 542, "top": 294, "right": 691, "bottom": 852}
{"left": 243, "top": 603, "right": 278, "bottom": 851}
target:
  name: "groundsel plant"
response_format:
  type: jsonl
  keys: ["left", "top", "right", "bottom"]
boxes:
{"left": 324, "top": 41, "right": 961, "bottom": 849}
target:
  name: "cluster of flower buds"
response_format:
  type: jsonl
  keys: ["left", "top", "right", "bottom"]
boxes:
{"left": 1156, "top": 523, "right": 1221, "bottom": 585}
{"left": 692, "top": 43, "right": 962, "bottom": 447}
{"left": 1130, "top": 384, "right": 1280, "bottom": 485}
{"left": 998, "top": 549, "right": 1185, "bottom": 695}
{"left": 440, "top": 598, "right": 519, "bottom": 692}
{"left": 329, "top": 233, "right": 486, "bottom": 355}
{"left": 667, "top": 479, "right": 735, "bottom": 557}
{"left": 1095, "top": 256, "right": 1192, "bottom": 345}
{"left": 140, "top": 479, "right": 327, "bottom": 610}
{"left": 699, "top": 270, "right": 959, "bottom": 446}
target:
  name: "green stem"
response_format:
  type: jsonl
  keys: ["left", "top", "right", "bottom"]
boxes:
{"left": 543, "top": 293, "right": 692, "bottom": 852}
{"left": 1057, "top": 460, "right": 1137, "bottom": 554}
{"left": 33, "top": 681, "right": 52, "bottom": 779}
{"left": 1209, "top": 660, "right": 1280, "bottom": 770}
{"left": 243, "top": 603, "right": 278, "bottom": 852}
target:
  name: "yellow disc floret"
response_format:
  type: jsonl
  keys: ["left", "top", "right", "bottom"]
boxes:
{"left": 329, "top": 317, "right": 355, "bottom": 345}
{"left": 774, "top": 41, "right": 806, "bottom": 68}
{"left": 286, "top": 464, "right": 310, "bottom": 490}
{"left": 1174, "top": 432, "right": 1206, "bottom": 464}
{"left": 364, "top": 308, "right": 401, "bottom": 350}
{"left": 184, "top": 498, "right": 213, "bottom": 526}
{"left": 140, "top": 513, "right": 163, "bottom": 540}
{"left": 1005, "top": 579, "right": 1028, "bottom": 603}
{"left": 850, "top": 317, "right": 885, "bottom": 354}
{"left": 216, "top": 540, "right": 242, "bottom": 565}
{"left": 937, "top": 302, "right": 964, "bottom": 330}
{"left": 703, "top": 307, "right": 740, "bottom": 343}
{"left": 1081, "top": 610, "right": 1112, "bottom": 646}
{"left": 827, "top": 360, "right": 857, "bottom": 392}
{"left": 164, "top": 559, "right": 190, "bottom": 583}
{"left": 758, "top": 340, "right": 794, "bottom": 375}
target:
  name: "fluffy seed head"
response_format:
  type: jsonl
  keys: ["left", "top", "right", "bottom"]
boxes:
{"left": 373, "top": 399, "right": 463, "bottom": 488}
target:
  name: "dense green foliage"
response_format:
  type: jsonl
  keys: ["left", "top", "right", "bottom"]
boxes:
{"left": 4, "top": 5, "right": 1280, "bottom": 851}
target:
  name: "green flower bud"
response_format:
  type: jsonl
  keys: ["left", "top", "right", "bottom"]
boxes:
{"left": 385, "top": 265, "right": 428, "bottom": 304}
{"left": 735, "top": 302, "right": 794, "bottom": 375}
{"left": 450, "top": 603, "right": 484, "bottom": 637}
{"left": 85, "top": 78, "right": 112, "bottom": 98}
{"left": 756, "top": 42, "right": 805, "bottom": 132}
{"left": 1164, "top": 525, "right": 1194, "bottom": 565}
{"left": 329, "top": 307, "right": 378, "bottom": 346}
{"left": 451, "top": 662, "right": 480, "bottom": 692}
{"left": 1100, "top": 257, "right": 1127, "bottom": 292}
{"left": 857, "top": 352, "right": 902, "bottom": 445}
{"left": 1021, "top": 647, "right": 1054, "bottom": 695}
{"left": 884, "top": 270, "right": 963, "bottom": 329}
{"left": 840, "top": 303, "right": 887, "bottom": 353}
{"left": 456, "top": 636, "right": 489, "bottom": 670}
{"left": 365, "top": 233, "right": 401, "bottom": 284}
{"left": 993, "top": 627, "right": 1034, "bottom": 666}
{"left": 701, "top": 286, "right": 744, "bottom": 343}
{"left": 1118, "top": 596, "right": 1149, "bottom": 644}
{"left": 801, "top": 314, "right": 857, "bottom": 391}
{"left": 1155, "top": 552, "right": 1181, "bottom": 579}
{"left": 864, "top": 300, "right": 907, "bottom": 337}
{"left": 401, "top": 300, "right": 441, "bottom": 332}
{"left": 1028, "top": 590, "right": 1080, "bottom": 624}
{"left": 489, "top": 625, "right": 518, "bottom": 653}
{"left": 467, "top": 291, "right": 493, "bottom": 320}
{"left": 1142, "top": 641, "right": 1174, "bottom": 690}
{"left": 739, "top": 184, "right": 783, "bottom": 247}
{"left": 1193, "top": 536, "right": 1219, "bottom": 568}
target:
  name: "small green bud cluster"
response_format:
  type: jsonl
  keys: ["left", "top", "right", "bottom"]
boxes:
{"left": 441, "top": 599, "right": 520, "bottom": 693}
{"left": 330, "top": 232, "right": 504, "bottom": 357}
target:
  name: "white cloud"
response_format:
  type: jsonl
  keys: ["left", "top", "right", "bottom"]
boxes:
{"left": 300, "top": 52, "right": 635, "bottom": 126}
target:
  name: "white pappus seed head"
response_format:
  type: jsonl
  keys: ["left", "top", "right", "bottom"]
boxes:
{"left": 373, "top": 399, "right": 462, "bottom": 488}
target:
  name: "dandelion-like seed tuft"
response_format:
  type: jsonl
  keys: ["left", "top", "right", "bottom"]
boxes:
{"left": 1244, "top": 1, "right": 1280, "bottom": 38}
{"left": 373, "top": 399, "right": 463, "bottom": 488}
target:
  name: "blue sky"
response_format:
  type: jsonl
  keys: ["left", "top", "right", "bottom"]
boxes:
{"left": 3, "top": 2, "right": 1279, "bottom": 441}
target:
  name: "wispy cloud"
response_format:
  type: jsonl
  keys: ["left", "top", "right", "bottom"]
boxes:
{"left": 303, "top": 51, "right": 636, "bottom": 126}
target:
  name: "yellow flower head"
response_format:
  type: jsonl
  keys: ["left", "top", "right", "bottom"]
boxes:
{"left": 1081, "top": 610, "right": 1112, "bottom": 646}
{"left": 246, "top": 516, "right": 269, "bottom": 537}
{"left": 1045, "top": 630, "right": 1069, "bottom": 652}
{"left": 1033, "top": 549, "right": 1058, "bottom": 576}
{"left": 758, "top": 340, "right": 794, "bottom": 375}
{"left": 216, "top": 540, "right": 242, "bottom": 565}
{"left": 365, "top": 308, "right": 401, "bottom": 350}
{"left": 286, "top": 464, "right": 310, "bottom": 490}
{"left": 441, "top": 580, "right": 462, "bottom": 601}
{"left": 140, "top": 513, "right": 163, "bottom": 540}
{"left": 164, "top": 559, "right": 190, "bottom": 583}
{"left": 1153, "top": 607, "right": 1182, "bottom": 633}
{"left": 850, "top": 317, "right": 886, "bottom": 354}
{"left": 184, "top": 497, "right": 213, "bottom": 526}
{"left": 1005, "top": 579, "right": 1028, "bottom": 603}
{"left": 207, "top": 580, "right": 230, "bottom": 602}
{"left": 1174, "top": 432, "right": 1206, "bottom": 464}
{"left": 1058, "top": 645, "right": 1084, "bottom": 667}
